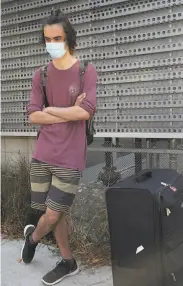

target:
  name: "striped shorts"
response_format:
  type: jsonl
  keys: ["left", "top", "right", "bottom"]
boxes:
{"left": 30, "top": 159, "right": 81, "bottom": 213}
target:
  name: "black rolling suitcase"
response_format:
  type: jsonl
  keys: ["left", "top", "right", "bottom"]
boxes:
{"left": 106, "top": 169, "right": 183, "bottom": 286}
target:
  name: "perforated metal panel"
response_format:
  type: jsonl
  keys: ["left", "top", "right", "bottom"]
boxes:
{"left": 2, "top": 0, "right": 183, "bottom": 138}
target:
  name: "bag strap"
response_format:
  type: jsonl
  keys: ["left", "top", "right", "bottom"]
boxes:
{"left": 79, "top": 60, "right": 88, "bottom": 94}
{"left": 41, "top": 65, "right": 49, "bottom": 108}
{"left": 79, "top": 61, "right": 96, "bottom": 141}
{"left": 136, "top": 171, "right": 152, "bottom": 183}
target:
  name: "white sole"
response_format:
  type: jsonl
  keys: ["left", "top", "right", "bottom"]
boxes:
{"left": 41, "top": 267, "right": 80, "bottom": 286}
{"left": 21, "top": 224, "right": 35, "bottom": 262}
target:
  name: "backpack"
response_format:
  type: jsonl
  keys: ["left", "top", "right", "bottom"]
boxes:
{"left": 40, "top": 60, "right": 95, "bottom": 145}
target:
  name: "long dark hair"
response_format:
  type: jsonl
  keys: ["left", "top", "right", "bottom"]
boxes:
{"left": 41, "top": 9, "right": 77, "bottom": 55}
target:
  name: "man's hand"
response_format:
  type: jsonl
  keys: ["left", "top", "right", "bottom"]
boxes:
{"left": 74, "top": 93, "right": 86, "bottom": 106}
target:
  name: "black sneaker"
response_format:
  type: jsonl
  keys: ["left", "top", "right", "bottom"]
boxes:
{"left": 21, "top": 224, "right": 38, "bottom": 264}
{"left": 42, "top": 259, "right": 79, "bottom": 285}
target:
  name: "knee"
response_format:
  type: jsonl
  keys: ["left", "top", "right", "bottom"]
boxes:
{"left": 45, "top": 209, "right": 61, "bottom": 226}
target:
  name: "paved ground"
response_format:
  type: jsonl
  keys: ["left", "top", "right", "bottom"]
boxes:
{"left": 1, "top": 239, "right": 113, "bottom": 286}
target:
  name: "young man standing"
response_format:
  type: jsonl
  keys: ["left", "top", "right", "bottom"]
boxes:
{"left": 21, "top": 9, "right": 97, "bottom": 285}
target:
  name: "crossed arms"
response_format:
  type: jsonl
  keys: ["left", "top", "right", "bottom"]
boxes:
{"left": 27, "top": 64, "right": 97, "bottom": 125}
{"left": 29, "top": 94, "right": 89, "bottom": 125}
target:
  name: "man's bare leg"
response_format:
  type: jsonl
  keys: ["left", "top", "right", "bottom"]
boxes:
{"left": 53, "top": 214, "right": 73, "bottom": 259}
{"left": 31, "top": 208, "right": 73, "bottom": 260}
{"left": 42, "top": 214, "right": 79, "bottom": 285}
{"left": 32, "top": 208, "right": 61, "bottom": 243}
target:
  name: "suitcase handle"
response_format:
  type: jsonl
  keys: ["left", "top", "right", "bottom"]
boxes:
{"left": 136, "top": 171, "right": 152, "bottom": 182}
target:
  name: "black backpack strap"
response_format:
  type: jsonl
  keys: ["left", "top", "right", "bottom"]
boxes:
{"left": 79, "top": 60, "right": 88, "bottom": 94}
{"left": 41, "top": 65, "right": 49, "bottom": 107}
{"left": 79, "top": 61, "right": 96, "bottom": 145}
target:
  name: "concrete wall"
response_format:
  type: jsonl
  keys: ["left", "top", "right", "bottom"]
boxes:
{"left": 1, "top": 136, "right": 36, "bottom": 166}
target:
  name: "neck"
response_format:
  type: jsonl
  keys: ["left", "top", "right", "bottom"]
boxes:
{"left": 53, "top": 51, "right": 77, "bottom": 70}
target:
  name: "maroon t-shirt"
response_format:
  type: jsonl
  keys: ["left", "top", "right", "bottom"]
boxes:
{"left": 27, "top": 60, "right": 97, "bottom": 171}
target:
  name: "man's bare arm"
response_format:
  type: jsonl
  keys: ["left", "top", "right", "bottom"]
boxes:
{"left": 29, "top": 93, "right": 87, "bottom": 125}
{"left": 43, "top": 93, "right": 89, "bottom": 121}
{"left": 29, "top": 111, "right": 69, "bottom": 125}
{"left": 44, "top": 105, "right": 90, "bottom": 121}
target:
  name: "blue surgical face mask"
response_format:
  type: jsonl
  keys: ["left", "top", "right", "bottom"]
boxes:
{"left": 46, "top": 42, "right": 66, "bottom": 59}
